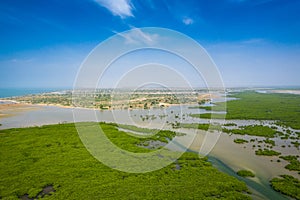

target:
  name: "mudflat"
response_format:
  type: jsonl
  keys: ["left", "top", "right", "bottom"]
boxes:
{"left": 0, "top": 103, "right": 39, "bottom": 119}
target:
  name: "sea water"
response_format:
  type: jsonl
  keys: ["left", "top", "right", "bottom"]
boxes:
{"left": 0, "top": 88, "right": 69, "bottom": 98}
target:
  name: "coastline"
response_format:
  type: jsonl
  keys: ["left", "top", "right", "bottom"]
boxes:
{"left": 0, "top": 98, "right": 198, "bottom": 111}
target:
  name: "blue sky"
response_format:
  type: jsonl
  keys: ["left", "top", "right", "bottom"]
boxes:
{"left": 0, "top": 0, "right": 300, "bottom": 88}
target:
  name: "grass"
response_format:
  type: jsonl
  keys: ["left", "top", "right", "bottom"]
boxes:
{"left": 174, "top": 123, "right": 209, "bottom": 130}
{"left": 223, "top": 125, "right": 278, "bottom": 138}
{"left": 0, "top": 123, "right": 250, "bottom": 199}
{"left": 236, "top": 170, "right": 255, "bottom": 178}
{"left": 255, "top": 149, "right": 281, "bottom": 156}
{"left": 285, "top": 160, "right": 300, "bottom": 171}
{"left": 117, "top": 124, "right": 158, "bottom": 134}
{"left": 104, "top": 123, "right": 177, "bottom": 149}
{"left": 173, "top": 123, "right": 222, "bottom": 132}
{"left": 188, "top": 106, "right": 212, "bottom": 110}
{"left": 280, "top": 155, "right": 300, "bottom": 172}
{"left": 174, "top": 123, "right": 278, "bottom": 138}
{"left": 292, "top": 141, "right": 300, "bottom": 148}
{"left": 116, "top": 123, "right": 184, "bottom": 141}
{"left": 190, "top": 113, "right": 226, "bottom": 119}
{"left": 264, "top": 139, "right": 275, "bottom": 146}
{"left": 280, "top": 155, "right": 299, "bottom": 161}
{"left": 234, "top": 138, "right": 249, "bottom": 144}
{"left": 223, "top": 123, "right": 237, "bottom": 126}
{"left": 195, "top": 91, "right": 300, "bottom": 130}
{"left": 270, "top": 175, "right": 300, "bottom": 200}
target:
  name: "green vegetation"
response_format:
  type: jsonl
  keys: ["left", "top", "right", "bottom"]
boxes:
{"left": 117, "top": 123, "right": 185, "bottom": 141}
{"left": 188, "top": 106, "right": 212, "bottom": 110}
{"left": 0, "top": 123, "right": 250, "bottom": 199}
{"left": 117, "top": 124, "right": 158, "bottom": 137}
{"left": 270, "top": 175, "right": 300, "bottom": 200}
{"left": 173, "top": 123, "right": 222, "bottom": 131}
{"left": 280, "top": 135, "right": 289, "bottom": 140}
{"left": 292, "top": 141, "right": 300, "bottom": 148}
{"left": 223, "top": 125, "right": 278, "bottom": 138}
{"left": 264, "top": 139, "right": 275, "bottom": 146}
{"left": 105, "top": 123, "right": 177, "bottom": 148}
{"left": 190, "top": 113, "right": 226, "bottom": 119}
{"left": 223, "top": 123, "right": 237, "bottom": 126}
{"left": 280, "top": 155, "right": 300, "bottom": 172}
{"left": 279, "top": 155, "right": 299, "bottom": 161}
{"left": 174, "top": 123, "right": 209, "bottom": 130}
{"left": 234, "top": 138, "right": 249, "bottom": 144}
{"left": 255, "top": 149, "right": 281, "bottom": 156}
{"left": 197, "top": 91, "right": 300, "bottom": 130}
{"left": 117, "top": 123, "right": 157, "bottom": 133}
{"left": 236, "top": 170, "right": 255, "bottom": 178}
{"left": 174, "top": 123, "right": 278, "bottom": 139}
{"left": 285, "top": 160, "right": 300, "bottom": 171}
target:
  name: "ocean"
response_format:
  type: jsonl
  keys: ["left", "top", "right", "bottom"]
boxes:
{"left": 0, "top": 88, "right": 69, "bottom": 98}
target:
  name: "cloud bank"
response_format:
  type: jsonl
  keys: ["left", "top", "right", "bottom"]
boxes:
{"left": 95, "top": 0, "right": 134, "bottom": 18}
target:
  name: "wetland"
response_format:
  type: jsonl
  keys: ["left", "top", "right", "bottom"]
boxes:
{"left": 0, "top": 89, "right": 300, "bottom": 199}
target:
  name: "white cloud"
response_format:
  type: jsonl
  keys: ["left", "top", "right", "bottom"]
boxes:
{"left": 94, "top": 0, "right": 134, "bottom": 18}
{"left": 182, "top": 17, "right": 194, "bottom": 25}
{"left": 114, "top": 28, "right": 159, "bottom": 45}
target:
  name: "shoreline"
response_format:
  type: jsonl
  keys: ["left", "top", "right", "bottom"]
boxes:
{"left": 1, "top": 99, "right": 199, "bottom": 111}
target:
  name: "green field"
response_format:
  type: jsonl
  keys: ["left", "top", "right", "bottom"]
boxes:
{"left": 223, "top": 125, "right": 278, "bottom": 138}
{"left": 270, "top": 175, "right": 300, "bottom": 200}
{"left": 255, "top": 149, "right": 281, "bottom": 156}
{"left": 236, "top": 170, "right": 255, "bottom": 178}
{"left": 193, "top": 91, "right": 300, "bottom": 129}
{"left": 280, "top": 155, "right": 300, "bottom": 172}
{"left": 0, "top": 123, "right": 250, "bottom": 199}
{"left": 234, "top": 138, "right": 249, "bottom": 144}
{"left": 175, "top": 122, "right": 279, "bottom": 138}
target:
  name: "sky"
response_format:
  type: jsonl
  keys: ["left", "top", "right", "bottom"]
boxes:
{"left": 0, "top": 0, "right": 300, "bottom": 88}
